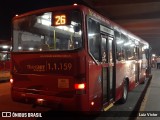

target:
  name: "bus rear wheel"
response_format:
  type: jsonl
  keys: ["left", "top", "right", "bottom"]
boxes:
{"left": 119, "top": 80, "right": 128, "bottom": 104}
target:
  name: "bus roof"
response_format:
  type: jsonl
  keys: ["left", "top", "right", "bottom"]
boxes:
{"left": 12, "top": 4, "right": 149, "bottom": 47}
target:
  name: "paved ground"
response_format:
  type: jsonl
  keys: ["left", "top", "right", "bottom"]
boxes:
{"left": 136, "top": 68, "right": 160, "bottom": 120}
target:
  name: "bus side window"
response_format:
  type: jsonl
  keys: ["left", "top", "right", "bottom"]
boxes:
{"left": 41, "top": 36, "right": 50, "bottom": 50}
{"left": 0, "top": 54, "right": 7, "bottom": 61}
{"left": 115, "top": 31, "right": 125, "bottom": 61}
{"left": 0, "top": 53, "right": 2, "bottom": 61}
{"left": 121, "top": 33, "right": 129, "bottom": 60}
{"left": 89, "top": 36, "right": 101, "bottom": 61}
{"left": 88, "top": 18, "right": 101, "bottom": 62}
{"left": 116, "top": 44, "right": 122, "bottom": 61}
{"left": 101, "top": 37, "right": 107, "bottom": 63}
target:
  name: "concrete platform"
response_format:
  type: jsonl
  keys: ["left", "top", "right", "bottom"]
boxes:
{"left": 136, "top": 68, "right": 160, "bottom": 120}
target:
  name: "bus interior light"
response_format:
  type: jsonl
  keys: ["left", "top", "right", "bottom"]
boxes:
{"left": 2, "top": 45, "right": 9, "bottom": 49}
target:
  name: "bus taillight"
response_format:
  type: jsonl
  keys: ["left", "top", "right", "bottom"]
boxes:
{"left": 75, "top": 83, "right": 86, "bottom": 94}
{"left": 75, "top": 83, "right": 85, "bottom": 89}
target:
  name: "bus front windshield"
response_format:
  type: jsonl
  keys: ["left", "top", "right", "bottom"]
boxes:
{"left": 13, "top": 10, "right": 82, "bottom": 52}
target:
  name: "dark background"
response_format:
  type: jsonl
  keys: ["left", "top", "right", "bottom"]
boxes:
{"left": 0, "top": 0, "right": 84, "bottom": 40}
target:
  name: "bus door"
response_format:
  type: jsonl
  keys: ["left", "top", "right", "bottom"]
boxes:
{"left": 101, "top": 35, "right": 114, "bottom": 104}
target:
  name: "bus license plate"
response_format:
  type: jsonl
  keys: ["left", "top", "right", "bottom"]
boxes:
{"left": 58, "top": 79, "right": 69, "bottom": 88}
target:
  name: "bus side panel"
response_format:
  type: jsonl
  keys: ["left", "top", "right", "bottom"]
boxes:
{"left": 128, "top": 61, "right": 138, "bottom": 91}
{"left": 139, "top": 60, "right": 147, "bottom": 83}
{"left": 139, "top": 69, "right": 146, "bottom": 81}
{"left": 115, "top": 61, "right": 137, "bottom": 101}
{"left": 88, "top": 61, "right": 102, "bottom": 111}
{"left": 115, "top": 62, "right": 125, "bottom": 101}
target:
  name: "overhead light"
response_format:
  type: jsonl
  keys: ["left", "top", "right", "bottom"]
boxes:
{"left": 152, "top": 54, "right": 156, "bottom": 57}
{"left": 2, "top": 45, "right": 9, "bottom": 49}
{"left": 29, "top": 48, "right": 34, "bottom": 51}
{"left": 18, "top": 46, "right": 22, "bottom": 50}
{"left": 124, "top": 42, "right": 131, "bottom": 46}
{"left": 117, "top": 40, "right": 124, "bottom": 44}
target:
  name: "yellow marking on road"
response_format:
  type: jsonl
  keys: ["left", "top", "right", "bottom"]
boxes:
{"left": 104, "top": 103, "right": 114, "bottom": 111}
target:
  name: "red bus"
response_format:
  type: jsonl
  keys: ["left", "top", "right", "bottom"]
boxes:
{"left": 0, "top": 40, "right": 11, "bottom": 81}
{"left": 10, "top": 4, "right": 151, "bottom": 111}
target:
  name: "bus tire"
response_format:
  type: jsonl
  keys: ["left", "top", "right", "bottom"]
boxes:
{"left": 140, "top": 78, "right": 145, "bottom": 84}
{"left": 141, "top": 72, "right": 147, "bottom": 84}
{"left": 119, "top": 80, "right": 128, "bottom": 104}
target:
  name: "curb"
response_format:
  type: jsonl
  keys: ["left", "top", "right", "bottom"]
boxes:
{"left": 129, "top": 75, "right": 152, "bottom": 120}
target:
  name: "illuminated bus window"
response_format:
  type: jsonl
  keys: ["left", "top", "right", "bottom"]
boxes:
{"left": 13, "top": 11, "right": 82, "bottom": 52}
{"left": 115, "top": 30, "right": 124, "bottom": 61}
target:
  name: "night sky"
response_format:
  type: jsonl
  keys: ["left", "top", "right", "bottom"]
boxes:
{"left": 0, "top": 0, "right": 85, "bottom": 40}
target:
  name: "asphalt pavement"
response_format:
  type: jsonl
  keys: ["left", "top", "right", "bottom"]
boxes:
{"left": 136, "top": 68, "right": 160, "bottom": 120}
